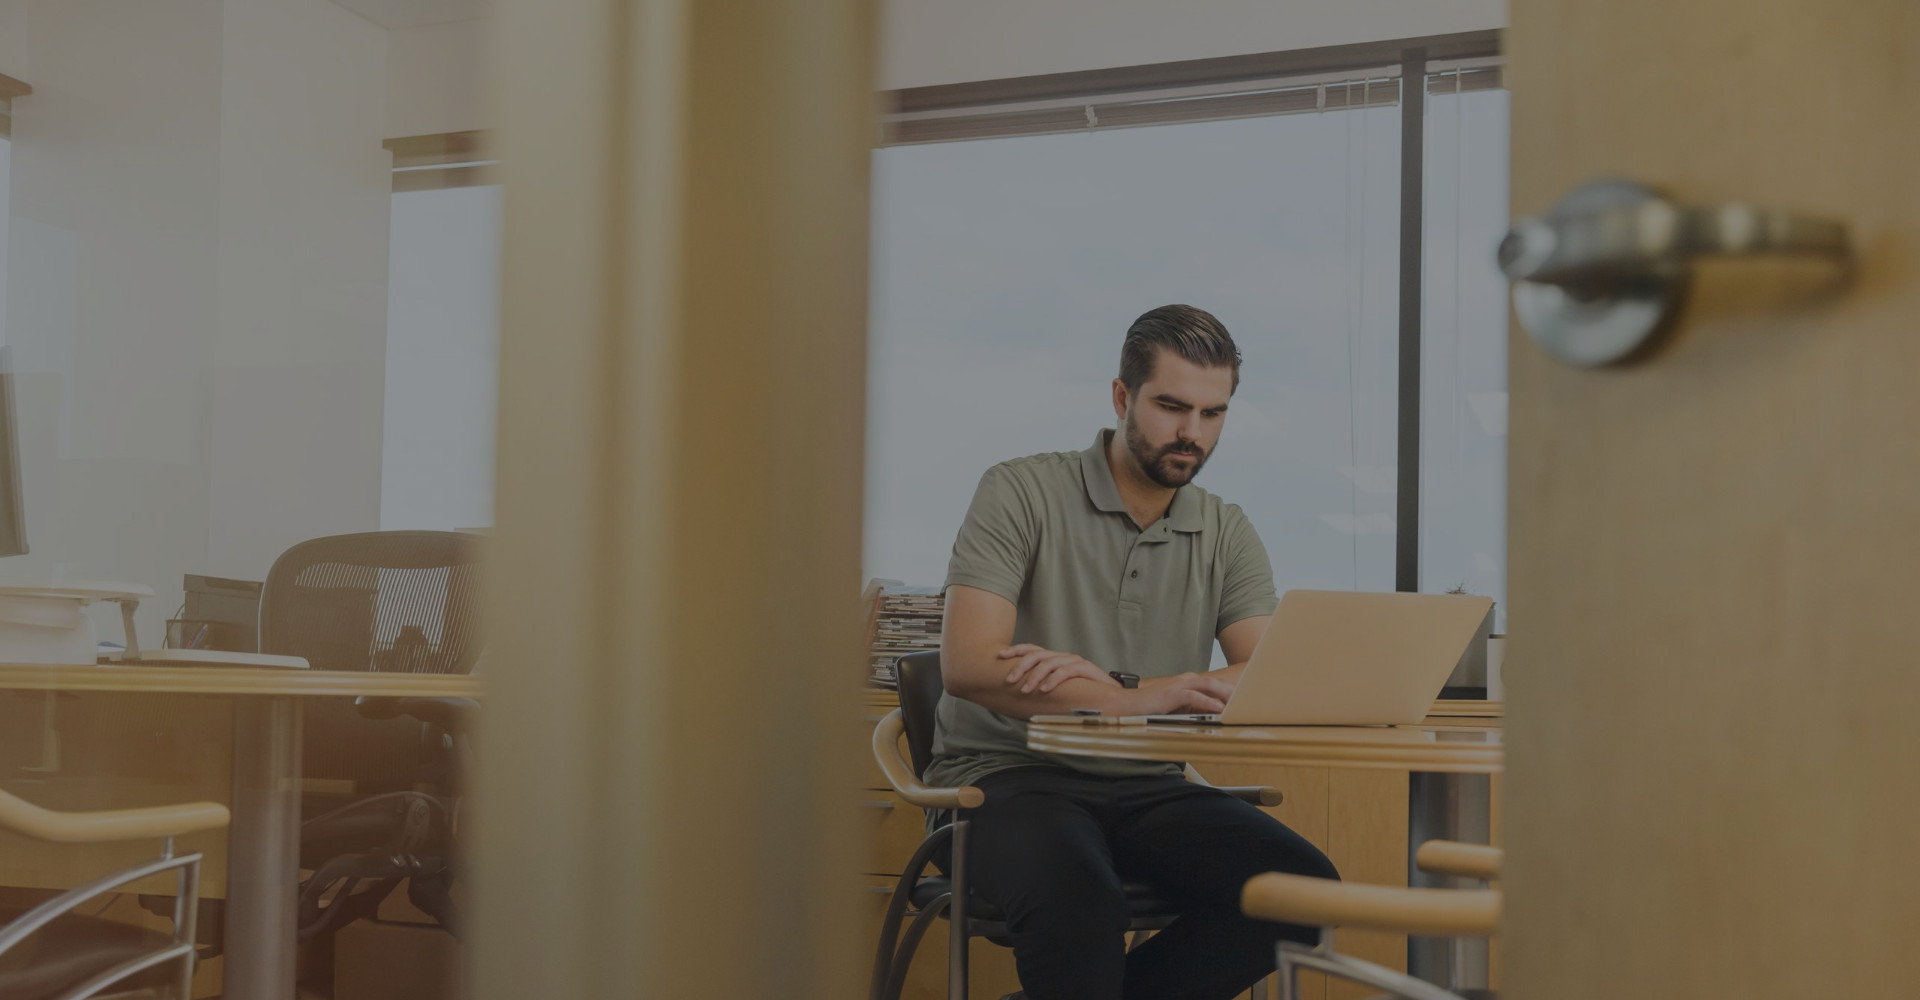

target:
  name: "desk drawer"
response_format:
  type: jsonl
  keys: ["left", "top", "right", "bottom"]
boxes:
{"left": 859, "top": 790, "right": 932, "bottom": 877}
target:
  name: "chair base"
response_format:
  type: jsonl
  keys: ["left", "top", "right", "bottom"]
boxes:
{"left": 1278, "top": 933, "right": 1490, "bottom": 1000}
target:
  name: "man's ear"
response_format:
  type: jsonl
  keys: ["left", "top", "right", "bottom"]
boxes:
{"left": 1111, "top": 378, "right": 1130, "bottom": 421}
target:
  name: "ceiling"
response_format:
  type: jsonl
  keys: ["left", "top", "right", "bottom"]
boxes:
{"left": 328, "top": 0, "right": 481, "bottom": 29}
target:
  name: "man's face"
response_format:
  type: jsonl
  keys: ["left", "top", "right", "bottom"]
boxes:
{"left": 1114, "top": 350, "right": 1234, "bottom": 489}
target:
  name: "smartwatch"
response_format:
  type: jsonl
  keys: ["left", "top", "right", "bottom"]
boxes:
{"left": 1108, "top": 671, "right": 1140, "bottom": 689}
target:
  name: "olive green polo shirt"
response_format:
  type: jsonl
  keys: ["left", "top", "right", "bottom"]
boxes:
{"left": 925, "top": 428, "right": 1280, "bottom": 789}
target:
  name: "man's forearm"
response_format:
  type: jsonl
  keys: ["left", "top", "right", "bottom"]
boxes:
{"left": 946, "top": 673, "right": 1137, "bottom": 721}
{"left": 1213, "top": 661, "right": 1249, "bottom": 685}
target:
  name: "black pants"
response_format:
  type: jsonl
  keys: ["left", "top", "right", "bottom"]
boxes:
{"left": 964, "top": 766, "right": 1338, "bottom": 1000}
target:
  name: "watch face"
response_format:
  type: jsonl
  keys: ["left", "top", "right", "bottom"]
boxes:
{"left": 1110, "top": 671, "right": 1139, "bottom": 689}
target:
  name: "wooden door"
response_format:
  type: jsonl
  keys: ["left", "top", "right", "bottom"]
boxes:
{"left": 1504, "top": 3, "right": 1920, "bottom": 997}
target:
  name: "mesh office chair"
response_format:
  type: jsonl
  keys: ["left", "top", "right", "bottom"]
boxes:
{"left": 0, "top": 788, "right": 228, "bottom": 1000}
{"left": 1241, "top": 841, "right": 1502, "bottom": 1000}
{"left": 869, "top": 649, "right": 1284, "bottom": 1000}
{"left": 258, "top": 530, "right": 482, "bottom": 946}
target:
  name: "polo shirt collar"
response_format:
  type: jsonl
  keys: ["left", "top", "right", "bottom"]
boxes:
{"left": 1081, "top": 429, "right": 1205, "bottom": 533}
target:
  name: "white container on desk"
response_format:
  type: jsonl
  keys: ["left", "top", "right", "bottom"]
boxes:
{"left": 0, "top": 580, "right": 154, "bottom": 664}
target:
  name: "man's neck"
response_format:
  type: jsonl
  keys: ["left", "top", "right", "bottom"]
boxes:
{"left": 1105, "top": 430, "right": 1177, "bottom": 530}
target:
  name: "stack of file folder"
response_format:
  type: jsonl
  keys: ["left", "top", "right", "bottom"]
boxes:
{"left": 865, "top": 583, "right": 943, "bottom": 690}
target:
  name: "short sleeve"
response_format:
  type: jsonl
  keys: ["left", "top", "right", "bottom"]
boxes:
{"left": 944, "top": 465, "right": 1035, "bottom": 606}
{"left": 1216, "top": 505, "right": 1279, "bottom": 633}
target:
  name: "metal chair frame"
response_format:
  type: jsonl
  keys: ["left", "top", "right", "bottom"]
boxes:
{"left": 1278, "top": 928, "right": 1476, "bottom": 1000}
{"left": 0, "top": 837, "right": 204, "bottom": 1000}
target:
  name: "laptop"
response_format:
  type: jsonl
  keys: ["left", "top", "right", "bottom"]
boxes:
{"left": 1147, "top": 589, "right": 1493, "bottom": 726}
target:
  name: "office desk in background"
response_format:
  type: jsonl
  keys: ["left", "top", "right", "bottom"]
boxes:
{"left": 0, "top": 663, "right": 484, "bottom": 1000}
{"left": 1027, "top": 706, "right": 1503, "bottom": 1000}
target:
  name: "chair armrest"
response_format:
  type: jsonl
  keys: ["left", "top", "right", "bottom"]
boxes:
{"left": 872, "top": 709, "right": 983, "bottom": 811}
{"left": 1215, "top": 786, "right": 1284, "bottom": 807}
{"left": 1241, "top": 872, "right": 1500, "bottom": 938}
{"left": 1415, "top": 840, "right": 1503, "bottom": 880}
{"left": 0, "top": 788, "right": 230, "bottom": 844}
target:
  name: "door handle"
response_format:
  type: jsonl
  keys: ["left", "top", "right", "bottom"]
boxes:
{"left": 1498, "top": 178, "right": 1851, "bottom": 366}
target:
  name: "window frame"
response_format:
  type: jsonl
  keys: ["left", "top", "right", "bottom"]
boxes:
{"left": 874, "top": 31, "right": 1506, "bottom": 600}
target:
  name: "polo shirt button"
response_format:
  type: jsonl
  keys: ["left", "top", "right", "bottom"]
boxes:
{"left": 1130, "top": 570, "right": 1139, "bottom": 579}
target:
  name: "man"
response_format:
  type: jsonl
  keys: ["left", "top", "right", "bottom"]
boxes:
{"left": 931, "top": 304, "right": 1338, "bottom": 1000}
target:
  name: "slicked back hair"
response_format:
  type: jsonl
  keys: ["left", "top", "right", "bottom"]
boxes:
{"left": 1117, "top": 304, "right": 1241, "bottom": 395}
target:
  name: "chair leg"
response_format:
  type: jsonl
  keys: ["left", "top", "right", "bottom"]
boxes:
{"left": 173, "top": 851, "right": 200, "bottom": 1000}
{"left": 872, "top": 827, "right": 961, "bottom": 1000}
{"left": 882, "top": 895, "right": 953, "bottom": 1000}
{"left": 870, "top": 886, "right": 914, "bottom": 1000}
{"left": 950, "top": 819, "right": 971, "bottom": 1000}
{"left": 1278, "top": 946, "right": 1301, "bottom": 1000}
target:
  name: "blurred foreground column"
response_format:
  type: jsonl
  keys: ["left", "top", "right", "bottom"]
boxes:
{"left": 473, "top": 2, "right": 875, "bottom": 998}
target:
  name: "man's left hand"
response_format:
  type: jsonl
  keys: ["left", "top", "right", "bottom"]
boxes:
{"left": 999, "top": 644, "right": 1119, "bottom": 694}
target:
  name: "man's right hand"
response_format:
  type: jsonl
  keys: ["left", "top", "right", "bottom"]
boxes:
{"left": 1129, "top": 672, "right": 1235, "bottom": 715}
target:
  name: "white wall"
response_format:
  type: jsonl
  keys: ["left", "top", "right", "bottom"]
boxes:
{"left": 207, "top": 0, "right": 392, "bottom": 574}
{"left": 879, "top": 0, "right": 1505, "bottom": 90}
{"left": 385, "top": 17, "right": 488, "bottom": 138}
{"left": 2, "top": 0, "right": 391, "bottom": 642}
{"left": 0, "top": 0, "right": 27, "bottom": 81}
{"left": 4, "top": 0, "right": 226, "bottom": 642}
{"left": 0, "top": 136, "right": 10, "bottom": 349}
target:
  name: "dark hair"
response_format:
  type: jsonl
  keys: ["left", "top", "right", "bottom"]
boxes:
{"left": 1117, "top": 304, "right": 1241, "bottom": 393}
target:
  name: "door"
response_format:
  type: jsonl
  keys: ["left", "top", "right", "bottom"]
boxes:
{"left": 1504, "top": 3, "right": 1920, "bottom": 998}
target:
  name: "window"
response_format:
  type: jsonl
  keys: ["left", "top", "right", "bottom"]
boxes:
{"left": 1420, "top": 82, "right": 1510, "bottom": 627}
{"left": 867, "top": 44, "right": 1511, "bottom": 653}
{"left": 381, "top": 183, "right": 501, "bottom": 531}
{"left": 869, "top": 96, "right": 1405, "bottom": 672}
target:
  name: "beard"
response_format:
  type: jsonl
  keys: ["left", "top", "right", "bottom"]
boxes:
{"left": 1123, "top": 410, "right": 1210, "bottom": 488}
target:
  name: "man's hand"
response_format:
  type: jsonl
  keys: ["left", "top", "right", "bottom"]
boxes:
{"left": 1134, "top": 672, "right": 1236, "bottom": 715}
{"left": 1000, "top": 644, "right": 1120, "bottom": 694}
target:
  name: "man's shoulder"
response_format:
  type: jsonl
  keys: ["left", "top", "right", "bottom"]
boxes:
{"left": 978, "top": 448, "right": 1083, "bottom": 491}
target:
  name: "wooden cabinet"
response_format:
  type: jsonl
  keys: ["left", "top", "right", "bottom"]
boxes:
{"left": 1197, "top": 762, "right": 1410, "bottom": 1000}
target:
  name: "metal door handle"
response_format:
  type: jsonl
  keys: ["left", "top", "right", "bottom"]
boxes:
{"left": 1499, "top": 178, "right": 1851, "bottom": 366}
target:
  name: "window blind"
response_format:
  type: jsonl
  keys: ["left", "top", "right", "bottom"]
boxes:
{"left": 882, "top": 65, "right": 1502, "bottom": 147}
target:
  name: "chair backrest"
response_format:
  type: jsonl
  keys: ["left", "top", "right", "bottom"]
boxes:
{"left": 259, "top": 530, "right": 482, "bottom": 790}
{"left": 259, "top": 530, "right": 483, "bottom": 674}
{"left": 894, "top": 649, "right": 944, "bottom": 780}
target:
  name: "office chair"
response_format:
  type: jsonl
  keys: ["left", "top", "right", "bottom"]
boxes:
{"left": 0, "top": 787, "right": 228, "bottom": 1000}
{"left": 869, "top": 649, "right": 1284, "bottom": 1000}
{"left": 1241, "top": 840, "right": 1502, "bottom": 1000}
{"left": 258, "top": 530, "right": 482, "bottom": 947}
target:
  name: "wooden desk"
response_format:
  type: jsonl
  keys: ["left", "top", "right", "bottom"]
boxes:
{"left": 0, "top": 663, "right": 482, "bottom": 1000}
{"left": 1024, "top": 719, "right": 1502, "bottom": 773}
{"left": 1029, "top": 707, "right": 1503, "bottom": 1000}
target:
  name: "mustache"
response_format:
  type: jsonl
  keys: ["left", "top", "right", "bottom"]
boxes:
{"left": 1161, "top": 443, "right": 1203, "bottom": 457}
